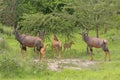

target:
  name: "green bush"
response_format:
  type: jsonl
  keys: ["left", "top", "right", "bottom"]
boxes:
{"left": 0, "top": 38, "right": 10, "bottom": 51}
{"left": 0, "top": 54, "right": 22, "bottom": 77}
{"left": 0, "top": 52, "right": 48, "bottom": 78}
{"left": 19, "top": 12, "right": 77, "bottom": 37}
{"left": 0, "top": 23, "right": 13, "bottom": 36}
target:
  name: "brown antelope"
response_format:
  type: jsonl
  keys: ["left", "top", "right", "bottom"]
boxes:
{"left": 14, "top": 29, "right": 45, "bottom": 56}
{"left": 80, "top": 32, "right": 111, "bottom": 61}
{"left": 52, "top": 34, "right": 62, "bottom": 58}
{"left": 64, "top": 41, "right": 74, "bottom": 51}
{"left": 40, "top": 44, "right": 48, "bottom": 59}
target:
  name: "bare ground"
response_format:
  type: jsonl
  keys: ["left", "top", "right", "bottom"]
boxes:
{"left": 34, "top": 59, "right": 96, "bottom": 71}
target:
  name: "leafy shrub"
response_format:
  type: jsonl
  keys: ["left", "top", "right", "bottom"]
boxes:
{"left": 0, "top": 54, "right": 22, "bottom": 77}
{"left": 0, "top": 24, "right": 13, "bottom": 36}
{"left": 19, "top": 12, "right": 77, "bottom": 37}
{"left": 0, "top": 38, "right": 10, "bottom": 51}
{"left": 0, "top": 53, "right": 48, "bottom": 78}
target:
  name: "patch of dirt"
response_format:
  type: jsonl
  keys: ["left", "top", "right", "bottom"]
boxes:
{"left": 47, "top": 59, "right": 96, "bottom": 71}
{"left": 33, "top": 59, "right": 96, "bottom": 71}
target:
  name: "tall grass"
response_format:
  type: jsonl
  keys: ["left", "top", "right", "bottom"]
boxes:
{"left": 0, "top": 52, "right": 48, "bottom": 79}
{"left": 0, "top": 24, "right": 13, "bottom": 36}
{"left": 0, "top": 53, "right": 22, "bottom": 78}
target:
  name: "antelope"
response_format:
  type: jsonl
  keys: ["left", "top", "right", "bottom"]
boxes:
{"left": 40, "top": 44, "right": 48, "bottom": 59}
{"left": 80, "top": 32, "right": 111, "bottom": 61}
{"left": 52, "top": 34, "right": 62, "bottom": 58}
{"left": 64, "top": 41, "right": 74, "bottom": 51}
{"left": 14, "top": 29, "right": 45, "bottom": 56}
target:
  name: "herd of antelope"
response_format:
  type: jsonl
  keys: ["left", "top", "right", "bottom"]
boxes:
{"left": 14, "top": 29, "right": 111, "bottom": 61}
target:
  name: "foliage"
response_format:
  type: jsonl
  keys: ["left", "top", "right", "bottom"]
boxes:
{"left": 0, "top": 37, "right": 10, "bottom": 52}
{"left": 30, "top": 0, "right": 67, "bottom": 14}
{"left": 0, "top": 24, "right": 13, "bottom": 36}
{"left": 0, "top": 53, "right": 48, "bottom": 78}
{"left": 0, "top": 54, "right": 22, "bottom": 77}
{"left": 72, "top": 0, "right": 120, "bottom": 36}
{"left": 0, "top": 0, "right": 18, "bottom": 26}
{"left": 0, "top": 0, "right": 119, "bottom": 37}
{"left": 19, "top": 12, "right": 77, "bottom": 38}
